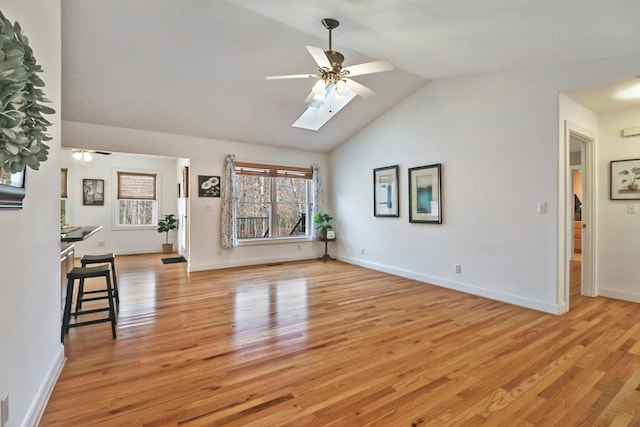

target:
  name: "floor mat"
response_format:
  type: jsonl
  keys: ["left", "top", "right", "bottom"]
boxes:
{"left": 161, "top": 256, "right": 187, "bottom": 264}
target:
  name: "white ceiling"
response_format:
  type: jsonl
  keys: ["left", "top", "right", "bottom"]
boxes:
{"left": 61, "top": 0, "right": 640, "bottom": 153}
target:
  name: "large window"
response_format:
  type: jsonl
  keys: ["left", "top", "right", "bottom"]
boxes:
{"left": 116, "top": 172, "right": 157, "bottom": 226}
{"left": 235, "top": 163, "right": 312, "bottom": 240}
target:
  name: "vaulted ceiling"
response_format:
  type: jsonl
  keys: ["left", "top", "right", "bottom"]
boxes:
{"left": 61, "top": 0, "right": 640, "bottom": 153}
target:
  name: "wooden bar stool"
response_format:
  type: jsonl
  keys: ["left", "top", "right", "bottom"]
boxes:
{"left": 76, "top": 253, "right": 119, "bottom": 313}
{"left": 61, "top": 264, "right": 117, "bottom": 343}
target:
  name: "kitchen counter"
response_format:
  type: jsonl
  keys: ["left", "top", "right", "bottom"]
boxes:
{"left": 61, "top": 225, "right": 103, "bottom": 242}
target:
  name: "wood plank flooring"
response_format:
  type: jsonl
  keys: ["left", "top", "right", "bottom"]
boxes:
{"left": 40, "top": 255, "right": 640, "bottom": 426}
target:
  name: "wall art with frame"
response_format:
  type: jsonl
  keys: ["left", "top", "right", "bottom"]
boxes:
{"left": 83, "top": 178, "right": 105, "bottom": 206}
{"left": 408, "top": 163, "right": 442, "bottom": 224}
{"left": 198, "top": 175, "right": 220, "bottom": 197}
{"left": 610, "top": 158, "right": 640, "bottom": 200}
{"left": 0, "top": 168, "right": 26, "bottom": 209}
{"left": 373, "top": 165, "right": 399, "bottom": 217}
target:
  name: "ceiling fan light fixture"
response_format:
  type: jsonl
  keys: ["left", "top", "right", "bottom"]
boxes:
{"left": 72, "top": 149, "right": 93, "bottom": 165}
{"left": 335, "top": 79, "right": 349, "bottom": 97}
{"left": 312, "top": 80, "right": 326, "bottom": 100}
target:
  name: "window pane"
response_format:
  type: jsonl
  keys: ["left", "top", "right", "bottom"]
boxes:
{"left": 276, "top": 177, "right": 307, "bottom": 204}
{"left": 277, "top": 204, "right": 307, "bottom": 236}
{"left": 118, "top": 200, "right": 156, "bottom": 225}
{"left": 235, "top": 175, "right": 270, "bottom": 203}
{"left": 237, "top": 202, "right": 270, "bottom": 238}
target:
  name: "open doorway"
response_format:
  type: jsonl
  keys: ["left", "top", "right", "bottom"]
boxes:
{"left": 563, "top": 122, "right": 596, "bottom": 311}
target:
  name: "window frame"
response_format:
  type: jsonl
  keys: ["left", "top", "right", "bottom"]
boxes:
{"left": 234, "top": 162, "right": 313, "bottom": 244}
{"left": 114, "top": 170, "right": 159, "bottom": 230}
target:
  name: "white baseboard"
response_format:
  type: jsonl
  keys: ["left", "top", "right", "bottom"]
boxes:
{"left": 188, "top": 254, "right": 318, "bottom": 272}
{"left": 340, "top": 256, "right": 562, "bottom": 315}
{"left": 599, "top": 287, "right": 640, "bottom": 303}
{"left": 23, "top": 345, "right": 65, "bottom": 427}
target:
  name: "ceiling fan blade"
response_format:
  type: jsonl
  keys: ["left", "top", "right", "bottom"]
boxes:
{"left": 266, "top": 74, "right": 318, "bottom": 80}
{"left": 306, "top": 46, "right": 332, "bottom": 70}
{"left": 342, "top": 60, "right": 393, "bottom": 77}
{"left": 95, "top": 151, "right": 112, "bottom": 155}
{"left": 344, "top": 78, "right": 376, "bottom": 98}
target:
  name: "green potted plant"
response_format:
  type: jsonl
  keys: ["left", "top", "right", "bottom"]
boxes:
{"left": 313, "top": 212, "right": 333, "bottom": 239}
{"left": 157, "top": 214, "right": 178, "bottom": 254}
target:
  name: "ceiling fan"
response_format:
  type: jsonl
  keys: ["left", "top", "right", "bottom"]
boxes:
{"left": 72, "top": 149, "right": 111, "bottom": 165}
{"left": 266, "top": 18, "right": 394, "bottom": 130}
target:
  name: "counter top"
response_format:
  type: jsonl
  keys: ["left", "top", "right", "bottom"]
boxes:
{"left": 61, "top": 225, "right": 103, "bottom": 242}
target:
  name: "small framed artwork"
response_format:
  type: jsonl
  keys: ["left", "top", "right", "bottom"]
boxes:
{"left": 610, "top": 158, "right": 640, "bottom": 200}
{"left": 0, "top": 167, "right": 26, "bottom": 209}
{"left": 408, "top": 164, "right": 442, "bottom": 224}
{"left": 82, "top": 179, "right": 104, "bottom": 206}
{"left": 373, "top": 165, "right": 399, "bottom": 217}
{"left": 198, "top": 175, "right": 220, "bottom": 197}
{"left": 326, "top": 230, "right": 336, "bottom": 239}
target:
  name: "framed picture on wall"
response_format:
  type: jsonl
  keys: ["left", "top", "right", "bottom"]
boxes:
{"left": 82, "top": 178, "right": 104, "bottom": 206}
{"left": 0, "top": 167, "right": 26, "bottom": 209}
{"left": 408, "top": 164, "right": 442, "bottom": 224}
{"left": 610, "top": 158, "right": 640, "bottom": 200}
{"left": 373, "top": 165, "right": 399, "bottom": 217}
{"left": 198, "top": 175, "right": 220, "bottom": 197}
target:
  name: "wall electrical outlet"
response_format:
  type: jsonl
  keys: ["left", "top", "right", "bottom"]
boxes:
{"left": 628, "top": 204, "right": 637, "bottom": 214}
{"left": 1, "top": 395, "right": 9, "bottom": 427}
{"left": 455, "top": 264, "right": 461, "bottom": 274}
{"left": 361, "top": 248, "right": 365, "bottom": 255}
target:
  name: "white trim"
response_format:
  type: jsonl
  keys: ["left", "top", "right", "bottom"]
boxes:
{"left": 23, "top": 346, "right": 65, "bottom": 427}
{"left": 188, "top": 253, "right": 317, "bottom": 272}
{"left": 559, "top": 121, "right": 597, "bottom": 313}
{"left": 599, "top": 287, "right": 640, "bottom": 303}
{"left": 341, "top": 256, "right": 562, "bottom": 315}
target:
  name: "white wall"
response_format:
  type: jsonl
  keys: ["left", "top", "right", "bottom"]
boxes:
{"left": 62, "top": 121, "right": 330, "bottom": 271}
{"left": 0, "top": 2, "right": 63, "bottom": 426}
{"left": 61, "top": 150, "right": 180, "bottom": 256}
{"left": 330, "top": 56, "right": 640, "bottom": 314}
{"left": 597, "top": 107, "right": 640, "bottom": 301}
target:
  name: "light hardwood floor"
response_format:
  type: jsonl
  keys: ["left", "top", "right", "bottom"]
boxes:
{"left": 40, "top": 255, "right": 640, "bottom": 426}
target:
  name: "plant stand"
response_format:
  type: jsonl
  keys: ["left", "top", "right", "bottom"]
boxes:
{"left": 318, "top": 237, "right": 336, "bottom": 262}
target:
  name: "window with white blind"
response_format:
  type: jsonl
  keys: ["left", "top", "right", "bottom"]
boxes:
{"left": 234, "top": 162, "right": 311, "bottom": 240}
{"left": 116, "top": 172, "right": 157, "bottom": 226}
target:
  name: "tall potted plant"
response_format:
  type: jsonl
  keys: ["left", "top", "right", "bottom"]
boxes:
{"left": 157, "top": 214, "right": 177, "bottom": 254}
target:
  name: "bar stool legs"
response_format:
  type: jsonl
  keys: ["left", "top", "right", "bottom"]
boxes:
{"left": 76, "top": 253, "right": 119, "bottom": 315}
{"left": 61, "top": 264, "right": 117, "bottom": 343}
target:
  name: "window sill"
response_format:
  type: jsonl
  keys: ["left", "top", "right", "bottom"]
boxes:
{"left": 238, "top": 236, "right": 313, "bottom": 246}
{"left": 112, "top": 225, "right": 157, "bottom": 231}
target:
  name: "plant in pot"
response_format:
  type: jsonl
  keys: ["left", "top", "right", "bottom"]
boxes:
{"left": 313, "top": 212, "right": 333, "bottom": 239}
{"left": 619, "top": 167, "right": 640, "bottom": 191}
{"left": 157, "top": 214, "right": 177, "bottom": 254}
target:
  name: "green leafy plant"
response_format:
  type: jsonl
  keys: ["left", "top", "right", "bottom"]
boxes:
{"left": 0, "top": 14, "right": 55, "bottom": 173}
{"left": 313, "top": 212, "right": 333, "bottom": 237}
{"left": 157, "top": 214, "right": 177, "bottom": 244}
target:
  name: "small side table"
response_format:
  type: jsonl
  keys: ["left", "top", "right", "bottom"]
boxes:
{"left": 318, "top": 237, "right": 336, "bottom": 262}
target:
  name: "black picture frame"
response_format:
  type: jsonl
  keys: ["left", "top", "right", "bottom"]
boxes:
{"left": 408, "top": 164, "right": 442, "bottom": 224}
{"left": 373, "top": 165, "right": 399, "bottom": 217}
{"left": 610, "top": 158, "right": 640, "bottom": 200}
{"left": 0, "top": 168, "right": 26, "bottom": 209}
{"left": 83, "top": 179, "right": 105, "bottom": 206}
{"left": 198, "top": 175, "right": 220, "bottom": 197}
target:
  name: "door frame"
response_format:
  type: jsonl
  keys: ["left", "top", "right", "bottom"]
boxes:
{"left": 558, "top": 121, "right": 596, "bottom": 312}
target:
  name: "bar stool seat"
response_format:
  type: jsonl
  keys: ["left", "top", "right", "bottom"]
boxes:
{"left": 61, "top": 264, "right": 117, "bottom": 343}
{"left": 78, "top": 253, "right": 119, "bottom": 312}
